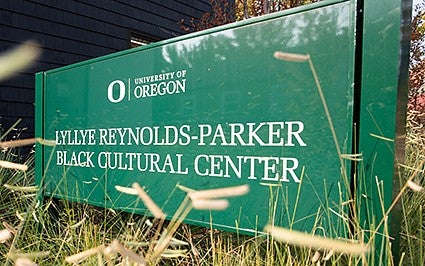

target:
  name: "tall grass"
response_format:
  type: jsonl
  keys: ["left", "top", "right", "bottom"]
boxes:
{"left": 0, "top": 87, "right": 418, "bottom": 263}
{"left": 3, "top": 105, "right": 422, "bottom": 265}
{"left": 0, "top": 43, "right": 423, "bottom": 265}
{"left": 0, "top": 137, "right": 399, "bottom": 265}
{"left": 400, "top": 108, "right": 425, "bottom": 265}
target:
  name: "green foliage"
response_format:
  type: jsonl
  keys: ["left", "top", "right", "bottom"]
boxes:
{"left": 179, "top": 0, "right": 322, "bottom": 32}
{"left": 235, "top": 0, "right": 321, "bottom": 21}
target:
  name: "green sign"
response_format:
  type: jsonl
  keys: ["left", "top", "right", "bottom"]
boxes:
{"left": 35, "top": 0, "right": 408, "bottom": 248}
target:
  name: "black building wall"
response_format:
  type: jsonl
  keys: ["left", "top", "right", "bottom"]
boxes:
{"left": 0, "top": 0, "right": 211, "bottom": 140}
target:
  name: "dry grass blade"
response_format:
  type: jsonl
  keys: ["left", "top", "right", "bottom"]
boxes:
{"left": 15, "top": 211, "right": 24, "bottom": 222}
{"left": 0, "top": 41, "right": 41, "bottom": 81}
{"left": 160, "top": 249, "right": 188, "bottom": 258}
{"left": 176, "top": 184, "right": 195, "bottom": 192}
{"left": 132, "top": 183, "right": 166, "bottom": 219}
{"left": 341, "top": 153, "right": 363, "bottom": 161}
{"left": 8, "top": 251, "right": 50, "bottom": 262}
{"left": 264, "top": 225, "right": 369, "bottom": 256}
{"left": 36, "top": 138, "right": 56, "bottom": 146}
{"left": 69, "top": 217, "right": 86, "bottom": 229}
{"left": 110, "top": 239, "right": 147, "bottom": 266}
{"left": 149, "top": 196, "right": 192, "bottom": 263}
{"left": 0, "top": 160, "right": 28, "bottom": 171}
{"left": 370, "top": 160, "right": 425, "bottom": 244}
{"left": 370, "top": 133, "right": 394, "bottom": 142}
{"left": 407, "top": 180, "right": 423, "bottom": 192}
{"left": 122, "top": 237, "right": 189, "bottom": 248}
{"left": 0, "top": 137, "right": 55, "bottom": 150}
{"left": 3, "top": 222, "right": 17, "bottom": 234}
{"left": 191, "top": 199, "right": 229, "bottom": 210}
{"left": 398, "top": 163, "right": 425, "bottom": 172}
{"left": 14, "top": 258, "right": 37, "bottom": 266}
{"left": 188, "top": 184, "right": 249, "bottom": 200}
{"left": 323, "top": 250, "right": 334, "bottom": 261}
{"left": 3, "top": 184, "right": 38, "bottom": 193}
{"left": 169, "top": 237, "right": 189, "bottom": 246}
{"left": 115, "top": 185, "right": 138, "bottom": 195}
{"left": 65, "top": 245, "right": 105, "bottom": 264}
{"left": 311, "top": 250, "right": 321, "bottom": 263}
{"left": 0, "top": 229, "right": 12, "bottom": 243}
{"left": 274, "top": 51, "right": 310, "bottom": 62}
{"left": 0, "top": 138, "right": 36, "bottom": 149}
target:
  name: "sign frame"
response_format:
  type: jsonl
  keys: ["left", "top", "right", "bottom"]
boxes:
{"left": 35, "top": 0, "right": 412, "bottom": 261}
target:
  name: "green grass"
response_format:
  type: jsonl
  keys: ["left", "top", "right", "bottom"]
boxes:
{"left": 0, "top": 107, "right": 422, "bottom": 265}
{"left": 399, "top": 109, "right": 425, "bottom": 265}
{"left": 0, "top": 112, "right": 425, "bottom": 265}
{"left": 0, "top": 112, "right": 423, "bottom": 265}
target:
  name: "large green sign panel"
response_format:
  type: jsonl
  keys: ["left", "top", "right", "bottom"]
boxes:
{"left": 36, "top": 0, "right": 405, "bottom": 241}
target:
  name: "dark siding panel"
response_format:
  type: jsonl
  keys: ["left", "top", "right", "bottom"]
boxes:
{"left": 0, "top": 0, "right": 212, "bottom": 138}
